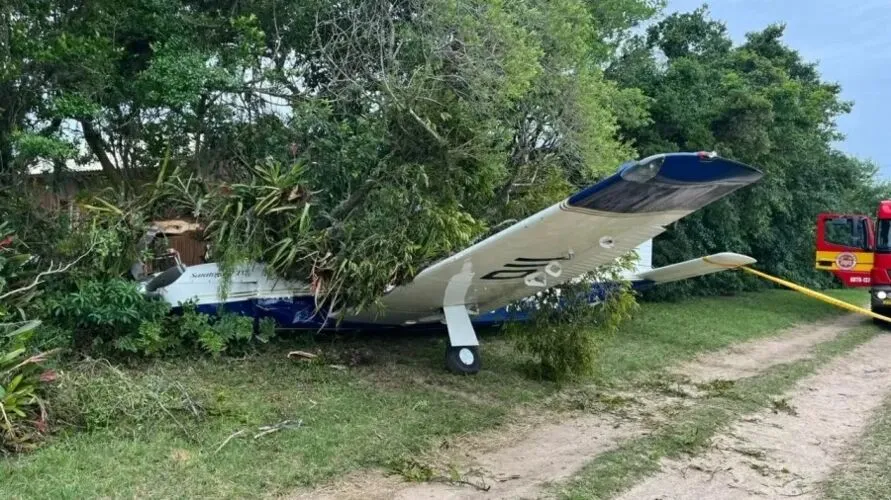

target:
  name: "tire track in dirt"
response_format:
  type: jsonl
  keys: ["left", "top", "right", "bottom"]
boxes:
{"left": 673, "top": 314, "right": 865, "bottom": 383}
{"left": 293, "top": 412, "right": 644, "bottom": 500}
{"left": 617, "top": 333, "right": 891, "bottom": 500}
{"left": 291, "top": 314, "right": 864, "bottom": 500}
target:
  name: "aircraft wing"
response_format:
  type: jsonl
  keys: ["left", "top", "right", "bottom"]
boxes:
{"left": 345, "top": 153, "right": 762, "bottom": 325}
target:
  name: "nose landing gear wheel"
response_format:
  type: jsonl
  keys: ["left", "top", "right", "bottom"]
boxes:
{"left": 445, "top": 345, "right": 481, "bottom": 374}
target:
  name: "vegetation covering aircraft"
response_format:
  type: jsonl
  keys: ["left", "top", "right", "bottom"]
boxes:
{"left": 137, "top": 152, "right": 763, "bottom": 373}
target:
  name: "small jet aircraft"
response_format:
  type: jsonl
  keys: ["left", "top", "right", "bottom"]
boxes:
{"left": 138, "top": 152, "right": 763, "bottom": 373}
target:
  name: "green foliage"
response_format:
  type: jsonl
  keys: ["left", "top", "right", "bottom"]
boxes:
{"left": 608, "top": 8, "right": 891, "bottom": 297}
{"left": 10, "top": 131, "right": 77, "bottom": 166}
{"left": 44, "top": 279, "right": 170, "bottom": 351}
{"left": 508, "top": 258, "right": 638, "bottom": 382}
{"left": 43, "top": 282, "right": 276, "bottom": 356}
{"left": 0, "top": 224, "right": 36, "bottom": 321}
{"left": 191, "top": 311, "right": 255, "bottom": 357}
{"left": 49, "top": 359, "right": 209, "bottom": 432}
{"left": 2, "top": 0, "right": 888, "bottom": 407}
{"left": 0, "top": 322, "right": 55, "bottom": 454}
{"left": 0, "top": 228, "right": 56, "bottom": 453}
{"left": 130, "top": 0, "right": 654, "bottom": 315}
{"left": 0, "top": 289, "right": 861, "bottom": 498}
{"left": 166, "top": 304, "right": 276, "bottom": 357}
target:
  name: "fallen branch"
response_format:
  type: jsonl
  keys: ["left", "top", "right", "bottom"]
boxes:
{"left": 444, "top": 477, "right": 491, "bottom": 492}
{"left": 214, "top": 429, "right": 246, "bottom": 454}
{"left": 214, "top": 419, "right": 305, "bottom": 454}
{"left": 253, "top": 419, "right": 303, "bottom": 439}
{"left": 287, "top": 350, "right": 318, "bottom": 361}
{"left": 0, "top": 244, "right": 95, "bottom": 301}
{"left": 432, "top": 472, "right": 491, "bottom": 492}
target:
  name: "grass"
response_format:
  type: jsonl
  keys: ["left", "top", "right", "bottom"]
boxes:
{"left": 595, "top": 288, "right": 866, "bottom": 380}
{"left": 556, "top": 322, "right": 879, "bottom": 499}
{"left": 0, "top": 288, "right": 868, "bottom": 498}
{"left": 822, "top": 396, "right": 891, "bottom": 499}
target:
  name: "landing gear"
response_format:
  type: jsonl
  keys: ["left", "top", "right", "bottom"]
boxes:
{"left": 445, "top": 345, "right": 481, "bottom": 374}
{"left": 442, "top": 304, "right": 481, "bottom": 375}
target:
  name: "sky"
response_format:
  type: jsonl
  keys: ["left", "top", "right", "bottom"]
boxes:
{"left": 666, "top": 0, "right": 891, "bottom": 177}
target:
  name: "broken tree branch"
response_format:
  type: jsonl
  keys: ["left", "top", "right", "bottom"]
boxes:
{"left": 0, "top": 243, "right": 95, "bottom": 301}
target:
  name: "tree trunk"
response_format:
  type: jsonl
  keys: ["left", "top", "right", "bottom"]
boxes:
{"left": 80, "top": 119, "right": 121, "bottom": 185}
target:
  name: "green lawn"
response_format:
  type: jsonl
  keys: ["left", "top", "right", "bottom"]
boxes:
{"left": 0, "top": 289, "right": 868, "bottom": 499}
{"left": 822, "top": 395, "right": 891, "bottom": 499}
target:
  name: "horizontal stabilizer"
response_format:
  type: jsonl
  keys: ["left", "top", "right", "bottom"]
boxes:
{"left": 635, "top": 252, "right": 756, "bottom": 285}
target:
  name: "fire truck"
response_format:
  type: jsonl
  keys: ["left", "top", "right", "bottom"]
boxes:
{"left": 816, "top": 201, "right": 891, "bottom": 318}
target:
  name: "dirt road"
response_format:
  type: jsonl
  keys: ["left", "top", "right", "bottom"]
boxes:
{"left": 295, "top": 314, "right": 876, "bottom": 500}
{"left": 619, "top": 332, "right": 891, "bottom": 500}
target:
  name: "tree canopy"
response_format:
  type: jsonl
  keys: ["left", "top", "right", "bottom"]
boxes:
{"left": 609, "top": 8, "right": 889, "bottom": 295}
{"left": 1, "top": 1, "right": 886, "bottom": 309}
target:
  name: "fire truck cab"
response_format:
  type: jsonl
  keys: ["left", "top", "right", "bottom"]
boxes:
{"left": 816, "top": 201, "right": 891, "bottom": 317}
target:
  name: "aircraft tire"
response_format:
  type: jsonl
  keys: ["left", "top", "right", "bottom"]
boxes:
{"left": 445, "top": 345, "right": 481, "bottom": 375}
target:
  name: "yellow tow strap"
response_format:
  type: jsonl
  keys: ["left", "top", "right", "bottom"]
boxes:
{"left": 702, "top": 257, "right": 891, "bottom": 324}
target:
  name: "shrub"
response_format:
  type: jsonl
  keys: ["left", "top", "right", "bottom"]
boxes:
{"left": 0, "top": 227, "right": 58, "bottom": 453}
{"left": 44, "top": 284, "right": 278, "bottom": 357}
{"left": 507, "top": 259, "right": 637, "bottom": 383}
{"left": 169, "top": 305, "right": 278, "bottom": 356}
{"left": 43, "top": 278, "right": 170, "bottom": 351}
{"left": 0, "top": 323, "right": 57, "bottom": 453}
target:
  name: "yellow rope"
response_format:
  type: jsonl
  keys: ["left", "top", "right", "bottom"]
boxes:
{"left": 701, "top": 256, "right": 891, "bottom": 324}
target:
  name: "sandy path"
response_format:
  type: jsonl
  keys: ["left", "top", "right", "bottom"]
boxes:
{"left": 673, "top": 314, "right": 865, "bottom": 383}
{"left": 296, "top": 412, "right": 643, "bottom": 500}
{"left": 292, "top": 314, "right": 864, "bottom": 500}
{"left": 618, "top": 333, "right": 891, "bottom": 500}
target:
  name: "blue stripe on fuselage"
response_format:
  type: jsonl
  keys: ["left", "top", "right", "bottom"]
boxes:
{"left": 186, "top": 280, "right": 650, "bottom": 330}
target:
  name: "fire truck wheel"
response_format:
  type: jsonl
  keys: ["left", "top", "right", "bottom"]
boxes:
{"left": 872, "top": 306, "right": 891, "bottom": 329}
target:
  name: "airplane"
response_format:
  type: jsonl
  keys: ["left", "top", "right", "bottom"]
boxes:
{"left": 137, "top": 152, "right": 763, "bottom": 374}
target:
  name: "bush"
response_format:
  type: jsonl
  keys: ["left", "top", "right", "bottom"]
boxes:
{"left": 162, "top": 304, "right": 278, "bottom": 357}
{"left": 0, "top": 226, "right": 60, "bottom": 453}
{"left": 43, "top": 279, "right": 170, "bottom": 352}
{"left": 507, "top": 260, "right": 637, "bottom": 383}
{"left": 0, "top": 323, "right": 58, "bottom": 453}
{"left": 43, "top": 283, "right": 277, "bottom": 357}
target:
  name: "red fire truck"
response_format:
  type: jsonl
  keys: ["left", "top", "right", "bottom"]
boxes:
{"left": 816, "top": 201, "right": 891, "bottom": 317}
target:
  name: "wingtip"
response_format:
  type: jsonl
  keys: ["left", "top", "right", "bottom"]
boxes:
{"left": 704, "top": 252, "right": 757, "bottom": 267}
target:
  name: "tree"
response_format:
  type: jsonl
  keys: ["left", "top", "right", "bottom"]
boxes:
{"left": 143, "top": 0, "right": 658, "bottom": 314}
{"left": 607, "top": 8, "right": 889, "bottom": 295}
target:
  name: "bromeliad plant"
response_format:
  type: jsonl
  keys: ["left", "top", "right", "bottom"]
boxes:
{"left": 0, "top": 225, "right": 59, "bottom": 453}
{"left": 1, "top": 323, "right": 57, "bottom": 453}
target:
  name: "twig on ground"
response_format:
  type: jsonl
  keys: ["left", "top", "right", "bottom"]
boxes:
{"left": 778, "top": 491, "right": 809, "bottom": 498}
{"left": 433, "top": 476, "right": 491, "bottom": 492}
{"left": 157, "top": 401, "right": 196, "bottom": 442}
{"left": 214, "top": 419, "right": 304, "bottom": 452}
{"left": 253, "top": 419, "right": 304, "bottom": 439}
{"left": 288, "top": 350, "right": 317, "bottom": 361}
{"left": 214, "top": 429, "right": 246, "bottom": 454}
{"left": 174, "top": 381, "right": 202, "bottom": 418}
